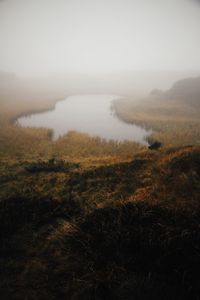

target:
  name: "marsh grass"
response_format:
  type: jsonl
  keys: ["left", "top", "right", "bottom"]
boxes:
{"left": 113, "top": 99, "right": 200, "bottom": 147}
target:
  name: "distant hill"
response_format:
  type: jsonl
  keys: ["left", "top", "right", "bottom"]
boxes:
{"left": 165, "top": 76, "right": 200, "bottom": 104}
{"left": 150, "top": 76, "right": 200, "bottom": 106}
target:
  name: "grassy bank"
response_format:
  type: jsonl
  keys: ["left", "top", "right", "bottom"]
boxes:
{"left": 113, "top": 98, "right": 200, "bottom": 147}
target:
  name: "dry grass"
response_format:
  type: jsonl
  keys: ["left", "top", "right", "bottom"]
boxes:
{"left": 1, "top": 79, "right": 200, "bottom": 299}
{"left": 113, "top": 98, "right": 200, "bottom": 147}
{"left": 0, "top": 145, "right": 200, "bottom": 299}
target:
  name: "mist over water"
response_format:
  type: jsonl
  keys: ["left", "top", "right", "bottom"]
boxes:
{"left": 17, "top": 95, "right": 151, "bottom": 144}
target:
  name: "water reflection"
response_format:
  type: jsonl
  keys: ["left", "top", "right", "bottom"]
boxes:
{"left": 17, "top": 95, "right": 151, "bottom": 144}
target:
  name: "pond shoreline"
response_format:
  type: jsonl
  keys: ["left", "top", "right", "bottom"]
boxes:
{"left": 16, "top": 94, "right": 152, "bottom": 145}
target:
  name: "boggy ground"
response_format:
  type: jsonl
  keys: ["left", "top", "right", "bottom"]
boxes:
{"left": 0, "top": 145, "right": 200, "bottom": 300}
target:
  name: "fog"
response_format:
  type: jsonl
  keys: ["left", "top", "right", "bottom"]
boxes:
{"left": 0, "top": 0, "right": 200, "bottom": 77}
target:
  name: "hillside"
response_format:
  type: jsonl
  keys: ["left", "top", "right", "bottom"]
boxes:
{"left": 164, "top": 76, "right": 200, "bottom": 106}
{"left": 149, "top": 76, "right": 200, "bottom": 106}
{"left": 0, "top": 145, "right": 200, "bottom": 299}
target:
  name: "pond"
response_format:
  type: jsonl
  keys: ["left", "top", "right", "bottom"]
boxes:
{"left": 16, "top": 94, "right": 151, "bottom": 144}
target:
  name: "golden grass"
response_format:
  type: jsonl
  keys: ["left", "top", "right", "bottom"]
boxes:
{"left": 113, "top": 98, "right": 200, "bottom": 147}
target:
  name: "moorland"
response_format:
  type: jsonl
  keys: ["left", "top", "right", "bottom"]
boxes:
{"left": 0, "top": 73, "right": 200, "bottom": 300}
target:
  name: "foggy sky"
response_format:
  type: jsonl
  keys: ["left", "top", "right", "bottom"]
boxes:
{"left": 0, "top": 0, "right": 200, "bottom": 75}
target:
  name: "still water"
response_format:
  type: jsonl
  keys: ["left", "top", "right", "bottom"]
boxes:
{"left": 17, "top": 95, "right": 151, "bottom": 144}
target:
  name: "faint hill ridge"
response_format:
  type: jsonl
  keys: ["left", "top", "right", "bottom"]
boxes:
{"left": 150, "top": 76, "right": 200, "bottom": 106}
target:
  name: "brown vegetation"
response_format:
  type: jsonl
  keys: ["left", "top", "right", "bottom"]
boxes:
{"left": 0, "top": 77, "right": 200, "bottom": 299}
{"left": 0, "top": 145, "right": 200, "bottom": 299}
{"left": 113, "top": 97, "right": 200, "bottom": 147}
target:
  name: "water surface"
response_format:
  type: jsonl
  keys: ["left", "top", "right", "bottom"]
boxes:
{"left": 17, "top": 95, "right": 151, "bottom": 144}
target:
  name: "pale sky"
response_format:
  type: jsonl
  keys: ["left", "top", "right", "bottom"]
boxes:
{"left": 0, "top": 0, "right": 200, "bottom": 75}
